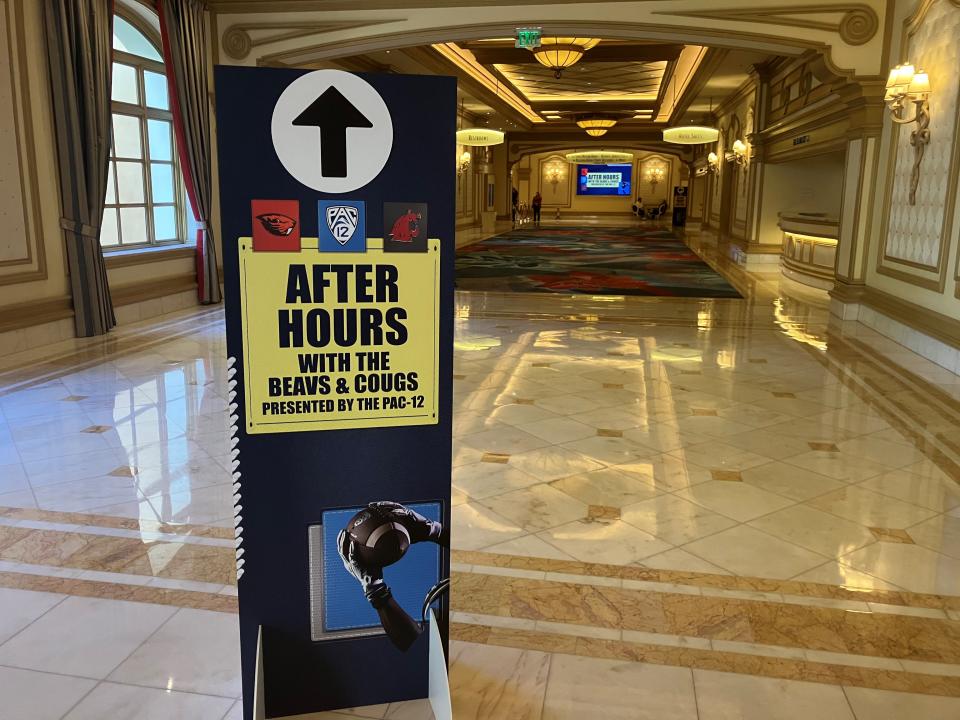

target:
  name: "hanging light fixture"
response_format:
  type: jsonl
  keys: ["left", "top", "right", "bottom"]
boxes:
{"left": 576, "top": 116, "right": 617, "bottom": 137}
{"left": 565, "top": 150, "right": 633, "bottom": 164}
{"left": 663, "top": 94, "right": 720, "bottom": 145}
{"left": 455, "top": 128, "right": 505, "bottom": 146}
{"left": 531, "top": 37, "right": 599, "bottom": 78}
{"left": 663, "top": 125, "right": 720, "bottom": 144}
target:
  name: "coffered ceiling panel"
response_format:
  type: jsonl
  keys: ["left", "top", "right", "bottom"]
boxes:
{"left": 496, "top": 61, "right": 668, "bottom": 102}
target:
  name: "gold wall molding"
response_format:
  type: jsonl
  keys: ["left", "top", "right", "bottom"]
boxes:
{"left": 653, "top": 5, "right": 879, "bottom": 46}
{"left": 222, "top": 19, "right": 402, "bottom": 60}
{"left": 536, "top": 155, "right": 572, "bottom": 208}
{"left": 0, "top": 0, "right": 47, "bottom": 286}
{"left": 245, "top": 20, "right": 830, "bottom": 73}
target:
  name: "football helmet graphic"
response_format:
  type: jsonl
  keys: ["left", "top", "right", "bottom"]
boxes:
{"left": 256, "top": 213, "right": 297, "bottom": 236}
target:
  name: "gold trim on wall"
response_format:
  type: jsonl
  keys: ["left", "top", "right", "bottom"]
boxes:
{"left": 242, "top": 20, "right": 835, "bottom": 74}
{"left": 875, "top": 0, "right": 960, "bottom": 293}
{"left": 0, "top": 0, "right": 47, "bottom": 286}
{"left": 653, "top": 5, "right": 880, "bottom": 46}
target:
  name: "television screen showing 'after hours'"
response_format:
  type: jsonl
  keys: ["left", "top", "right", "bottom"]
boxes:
{"left": 576, "top": 164, "right": 632, "bottom": 196}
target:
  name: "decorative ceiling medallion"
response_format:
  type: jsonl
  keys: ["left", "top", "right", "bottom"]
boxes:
{"left": 662, "top": 126, "right": 720, "bottom": 144}
{"left": 456, "top": 128, "right": 505, "bottom": 146}
{"left": 838, "top": 8, "right": 879, "bottom": 46}
{"left": 564, "top": 150, "right": 633, "bottom": 164}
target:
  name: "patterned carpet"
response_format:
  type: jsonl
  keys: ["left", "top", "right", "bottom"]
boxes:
{"left": 455, "top": 226, "right": 742, "bottom": 298}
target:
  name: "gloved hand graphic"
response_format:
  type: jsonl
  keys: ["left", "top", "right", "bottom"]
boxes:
{"left": 366, "top": 501, "right": 449, "bottom": 547}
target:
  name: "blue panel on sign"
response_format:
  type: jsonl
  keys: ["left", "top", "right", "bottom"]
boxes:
{"left": 318, "top": 199, "right": 366, "bottom": 252}
{"left": 321, "top": 503, "right": 440, "bottom": 632}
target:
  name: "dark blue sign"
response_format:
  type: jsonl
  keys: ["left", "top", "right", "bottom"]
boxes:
{"left": 215, "top": 66, "right": 455, "bottom": 719}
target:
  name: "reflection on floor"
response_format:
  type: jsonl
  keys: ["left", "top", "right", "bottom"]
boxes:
{"left": 1, "top": 224, "right": 960, "bottom": 718}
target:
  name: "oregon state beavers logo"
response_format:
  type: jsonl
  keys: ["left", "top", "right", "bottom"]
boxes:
{"left": 256, "top": 213, "right": 297, "bottom": 236}
{"left": 388, "top": 210, "right": 421, "bottom": 243}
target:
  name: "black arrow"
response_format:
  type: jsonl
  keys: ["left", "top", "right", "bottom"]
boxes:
{"left": 292, "top": 86, "right": 373, "bottom": 178}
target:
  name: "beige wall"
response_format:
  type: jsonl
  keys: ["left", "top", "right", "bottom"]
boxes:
{"left": 0, "top": 0, "right": 68, "bottom": 308}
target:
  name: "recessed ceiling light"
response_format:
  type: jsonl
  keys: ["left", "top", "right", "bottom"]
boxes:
{"left": 546, "top": 115, "right": 562, "bottom": 119}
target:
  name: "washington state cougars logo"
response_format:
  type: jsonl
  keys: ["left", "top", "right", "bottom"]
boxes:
{"left": 256, "top": 213, "right": 297, "bottom": 236}
{"left": 325, "top": 206, "right": 360, "bottom": 245}
{"left": 388, "top": 210, "right": 421, "bottom": 243}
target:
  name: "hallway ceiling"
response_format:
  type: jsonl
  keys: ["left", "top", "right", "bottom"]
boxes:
{"left": 313, "top": 38, "right": 779, "bottom": 142}
{"left": 456, "top": 38, "right": 684, "bottom": 121}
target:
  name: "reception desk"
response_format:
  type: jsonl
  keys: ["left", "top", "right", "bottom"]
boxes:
{"left": 778, "top": 212, "right": 838, "bottom": 290}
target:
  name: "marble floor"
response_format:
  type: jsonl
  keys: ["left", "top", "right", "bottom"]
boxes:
{"left": 1, "top": 223, "right": 960, "bottom": 718}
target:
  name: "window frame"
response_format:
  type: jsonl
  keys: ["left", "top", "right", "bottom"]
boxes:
{"left": 103, "top": 9, "right": 189, "bottom": 252}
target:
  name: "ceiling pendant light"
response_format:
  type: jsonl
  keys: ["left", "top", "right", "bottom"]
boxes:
{"left": 576, "top": 116, "right": 617, "bottom": 137}
{"left": 663, "top": 94, "right": 720, "bottom": 145}
{"left": 531, "top": 37, "right": 599, "bottom": 78}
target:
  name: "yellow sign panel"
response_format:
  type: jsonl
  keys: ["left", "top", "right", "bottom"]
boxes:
{"left": 237, "top": 237, "right": 439, "bottom": 433}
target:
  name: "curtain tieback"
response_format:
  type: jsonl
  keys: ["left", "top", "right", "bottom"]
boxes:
{"left": 60, "top": 218, "right": 99, "bottom": 239}
{"left": 196, "top": 220, "right": 209, "bottom": 230}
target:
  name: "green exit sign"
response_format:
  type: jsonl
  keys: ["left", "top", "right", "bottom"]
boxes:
{"left": 515, "top": 27, "right": 542, "bottom": 49}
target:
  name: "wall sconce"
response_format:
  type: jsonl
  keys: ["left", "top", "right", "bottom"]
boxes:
{"left": 731, "top": 139, "right": 748, "bottom": 166}
{"left": 885, "top": 62, "right": 931, "bottom": 205}
{"left": 546, "top": 163, "right": 566, "bottom": 187}
{"left": 645, "top": 165, "right": 665, "bottom": 191}
{"left": 707, "top": 151, "right": 719, "bottom": 174}
{"left": 457, "top": 149, "right": 471, "bottom": 177}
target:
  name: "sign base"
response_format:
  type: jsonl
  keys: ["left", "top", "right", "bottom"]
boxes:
{"left": 251, "top": 618, "right": 451, "bottom": 719}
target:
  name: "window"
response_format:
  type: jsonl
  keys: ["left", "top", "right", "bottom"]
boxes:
{"left": 102, "top": 14, "right": 186, "bottom": 249}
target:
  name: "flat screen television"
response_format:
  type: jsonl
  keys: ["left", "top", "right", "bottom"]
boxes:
{"left": 576, "top": 163, "right": 633, "bottom": 196}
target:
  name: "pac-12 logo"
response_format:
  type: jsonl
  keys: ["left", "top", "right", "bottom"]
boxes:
{"left": 317, "top": 199, "right": 365, "bottom": 253}
{"left": 325, "top": 206, "right": 359, "bottom": 245}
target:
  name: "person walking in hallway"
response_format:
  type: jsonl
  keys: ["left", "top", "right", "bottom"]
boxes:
{"left": 512, "top": 186, "right": 519, "bottom": 227}
{"left": 532, "top": 191, "right": 542, "bottom": 227}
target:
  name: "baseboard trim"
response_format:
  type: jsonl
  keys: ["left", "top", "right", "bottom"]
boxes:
{"left": 111, "top": 273, "right": 197, "bottom": 308}
{"left": 858, "top": 287, "right": 960, "bottom": 351}
{"left": 0, "top": 296, "right": 73, "bottom": 333}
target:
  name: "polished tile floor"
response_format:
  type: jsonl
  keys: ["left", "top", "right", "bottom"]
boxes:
{"left": 1, "top": 223, "right": 960, "bottom": 718}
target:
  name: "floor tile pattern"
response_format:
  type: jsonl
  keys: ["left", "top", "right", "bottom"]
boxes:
{"left": 1, "top": 224, "right": 960, "bottom": 717}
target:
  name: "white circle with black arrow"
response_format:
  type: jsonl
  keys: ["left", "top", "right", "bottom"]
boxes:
{"left": 271, "top": 69, "right": 394, "bottom": 194}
